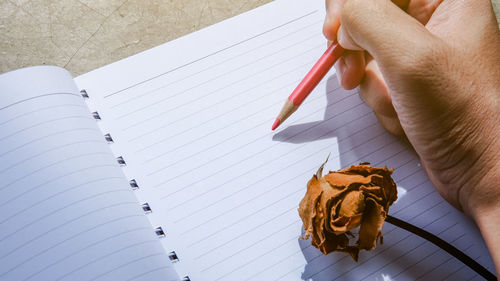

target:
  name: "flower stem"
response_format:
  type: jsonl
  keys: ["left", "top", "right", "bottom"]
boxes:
{"left": 385, "top": 215, "right": 496, "bottom": 280}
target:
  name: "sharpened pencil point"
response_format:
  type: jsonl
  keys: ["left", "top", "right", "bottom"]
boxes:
{"left": 271, "top": 118, "right": 280, "bottom": 131}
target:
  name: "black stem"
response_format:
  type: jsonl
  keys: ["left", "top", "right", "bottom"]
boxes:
{"left": 385, "top": 215, "right": 496, "bottom": 281}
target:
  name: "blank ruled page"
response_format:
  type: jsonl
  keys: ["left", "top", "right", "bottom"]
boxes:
{"left": 75, "top": 0, "right": 496, "bottom": 280}
{"left": 0, "top": 67, "right": 178, "bottom": 281}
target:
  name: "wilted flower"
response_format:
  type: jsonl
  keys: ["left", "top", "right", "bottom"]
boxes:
{"left": 298, "top": 160, "right": 397, "bottom": 261}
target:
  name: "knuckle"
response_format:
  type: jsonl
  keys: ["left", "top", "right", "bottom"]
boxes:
{"left": 340, "top": 0, "right": 362, "bottom": 23}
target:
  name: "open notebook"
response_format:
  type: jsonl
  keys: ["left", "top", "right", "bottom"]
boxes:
{"left": 0, "top": 0, "right": 495, "bottom": 280}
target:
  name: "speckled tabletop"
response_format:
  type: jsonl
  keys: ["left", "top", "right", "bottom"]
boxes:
{"left": 1, "top": 0, "right": 499, "bottom": 76}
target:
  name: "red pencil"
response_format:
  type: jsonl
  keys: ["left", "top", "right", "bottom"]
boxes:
{"left": 271, "top": 42, "right": 344, "bottom": 130}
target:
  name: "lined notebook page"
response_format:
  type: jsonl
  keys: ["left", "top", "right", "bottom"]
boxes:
{"left": 75, "top": 0, "right": 495, "bottom": 280}
{"left": 0, "top": 66, "right": 178, "bottom": 281}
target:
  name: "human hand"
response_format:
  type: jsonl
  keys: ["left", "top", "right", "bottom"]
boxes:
{"left": 323, "top": 0, "right": 500, "bottom": 270}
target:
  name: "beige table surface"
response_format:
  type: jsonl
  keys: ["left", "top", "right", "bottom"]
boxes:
{"left": 1, "top": 0, "right": 499, "bottom": 76}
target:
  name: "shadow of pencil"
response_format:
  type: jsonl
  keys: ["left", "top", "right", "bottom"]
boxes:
{"left": 272, "top": 75, "right": 347, "bottom": 144}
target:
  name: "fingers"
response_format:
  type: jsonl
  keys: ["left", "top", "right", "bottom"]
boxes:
{"left": 325, "top": 0, "right": 365, "bottom": 91}
{"left": 359, "top": 55, "right": 404, "bottom": 136}
{"left": 324, "top": 0, "right": 427, "bottom": 91}
{"left": 323, "top": 0, "right": 347, "bottom": 42}
{"left": 337, "top": 0, "right": 435, "bottom": 70}
{"left": 334, "top": 50, "right": 365, "bottom": 90}
{"left": 324, "top": 0, "right": 412, "bottom": 42}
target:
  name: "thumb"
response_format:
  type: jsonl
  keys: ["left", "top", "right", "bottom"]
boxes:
{"left": 337, "top": 0, "right": 438, "bottom": 68}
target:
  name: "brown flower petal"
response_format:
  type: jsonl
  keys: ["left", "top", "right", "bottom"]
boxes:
{"left": 298, "top": 161, "right": 397, "bottom": 261}
{"left": 358, "top": 197, "right": 386, "bottom": 250}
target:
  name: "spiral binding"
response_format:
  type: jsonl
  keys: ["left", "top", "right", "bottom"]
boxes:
{"left": 92, "top": 111, "right": 101, "bottom": 121}
{"left": 141, "top": 203, "right": 152, "bottom": 213}
{"left": 104, "top": 133, "right": 114, "bottom": 143}
{"left": 80, "top": 89, "right": 89, "bottom": 99}
{"left": 116, "top": 156, "right": 126, "bottom": 166}
{"left": 82, "top": 88, "right": 183, "bottom": 269}
{"left": 168, "top": 251, "right": 179, "bottom": 262}
{"left": 129, "top": 179, "right": 139, "bottom": 190}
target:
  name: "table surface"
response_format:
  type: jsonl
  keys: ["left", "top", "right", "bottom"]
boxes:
{"left": 1, "top": 0, "right": 499, "bottom": 76}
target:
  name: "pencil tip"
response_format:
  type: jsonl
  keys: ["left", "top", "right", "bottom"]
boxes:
{"left": 272, "top": 118, "right": 280, "bottom": 131}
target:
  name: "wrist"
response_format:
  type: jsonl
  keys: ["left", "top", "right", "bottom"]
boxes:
{"left": 459, "top": 150, "right": 500, "bottom": 218}
{"left": 458, "top": 121, "right": 500, "bottom": 217}
{"left": 471, "top": 196, "right": 500, "bottom": 276}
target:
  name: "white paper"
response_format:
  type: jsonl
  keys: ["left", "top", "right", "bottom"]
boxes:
{"left": 0, "top": 66, "right": 178, "bottom": 281}
{"left": 75, "top": 0, "right": 496, "bottom": 280}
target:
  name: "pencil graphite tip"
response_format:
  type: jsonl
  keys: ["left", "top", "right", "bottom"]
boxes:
{"left": 272, "top": 118, "right": 281, "bottom": 131}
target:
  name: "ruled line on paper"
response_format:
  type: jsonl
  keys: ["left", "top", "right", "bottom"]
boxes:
{"left": 245, "top": 239, "right": 310, "bottom": 281}
{"left": 193, "top": 147, "right": 412, "bottom": 265}
{"left": 50, "top": 239, "right": 160, "bottom": 281}
{"left": 110, "top": 19, "right": 322, "bottom": 110}
{"left": 243, "top": 178, "right": 423, "bottom": 280}
{"left": 0, "top": 139, "right": 104, "bottom": 174}
{"left": 0, "top": 164, "right": 118, "bottom": 207}
{"left": 0, "top": 115, "right": 92, "bottom": 143}
{"left": 196, "top": 138, "right": 412, "bottom": 272}
{"left": 442, "top": 263, "right": 472, "bottom": 281}
{"left": 115, "top": 37, "right": 322, "bottom": 121}
{"left": 19, "top": 228, "right": 154, "bottom": 281}
{"left": 201, "top": 219, "right": 301, "bottom": 272}
{"left": 359, "top": 222, "right": 465, "bottom": 280}
{"left": 255, "top": 226, "right": 403, "bottom": 279}
{"left": 0, "top": 104, "right": 86, "bottom": 127}
{"left": 310, "top": 231, "right": 412, "bottom": 281}
{"left": 175, "top": 119, "right": 385, "bottom": 225}
{"left": 164, "top": 114, "right": 373, "bottom": 217}
{"left": 0, "top": 176, "right": 125, "bottom": 226}
{"left": 217, "top": 236, "right": 299, "bottom": 280}
{"left": 127, "top": 57, "right": 322, "bottom": 141}
{"left": 155, "top": 91, "right": 357, "bottom": 198}
{"left": 358, "top": 239, "right": 433, "bottom": 280}
{"left": 175, "top": 113, "right": 413, "bottom": 225}
{"left": 169, "top": 109, "right": 375, "bottom": 214}
{"left": 0, "top": 93, "right": 80, "bottom": 111}
{"left": 207, "top": 146, "right": 414, "bottom": 260}
{"left": 210, "top": 157, "right": 430, "bottom": 280}
{"left": 103, "top": 11, "right": 319, "bottom": 99}
{"left": 195, "top": 208, "right": 299, "bottom": 260}
{"left": 176, "top": 127, "right": 393, "bottom": 230}
{"left": 0, "top": 188, "right": 133, "bottom": 242}
{"left": 418, "top": 256, "right": 454, "bottom": 280}
{"left": 0, "top": 151, "right": 112, "bottom": 193}
{"left": 379, "top": 226, "right": 467, "bottom": 281}
{"left": 130, "top": 58, "right": 324, "bottom": 145}
{"left": 0, "top": 202, "right": 139, "bottom": 261}
{"left": 125, "top": 266, "right": 180, "bottom": 281}
{"left": 141, "top": 80, "right": 344, "bottom": 166}
{"left": 150, "top": 88, "right": 353, "bottom": 184}
{"left": 319, "top": 213, "right": 457, "bottom": 280}
{"left": 391, "top": 181, "right": 434, "bottom": 212}
{"left": 406, "top": 235, "right": 468, "bottom": 280}
{"left": 310, "top": 230, "right": 410, "bottom": 280}
{"left": 88, "top": 252, "right": 167, "bottom": 281}
{"left": 185, "top": 140, "right": 416, "bottom": 251}
{"left": 0, "top": 127, "right": 101, "bottom": 159}
{"left": 273, "top": 227, "right": 405, "bottom": 281}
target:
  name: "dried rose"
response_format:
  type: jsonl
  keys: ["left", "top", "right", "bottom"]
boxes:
{"left": 298, "top": 160, "right": 397, "bottom": 261}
